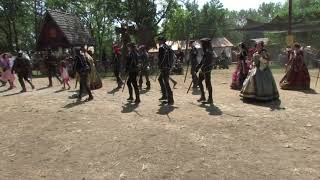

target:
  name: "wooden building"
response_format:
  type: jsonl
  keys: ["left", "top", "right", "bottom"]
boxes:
{"left": 37, "top": 10, "right": 94, "bottom": 50}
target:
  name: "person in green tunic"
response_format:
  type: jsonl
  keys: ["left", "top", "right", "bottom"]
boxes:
{"left": 240, "top": 41, "right": 279, "bottom": 101}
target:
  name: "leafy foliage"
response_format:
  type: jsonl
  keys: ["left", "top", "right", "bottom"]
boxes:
{"left": 2, "top": 0, "right": 320, "bottom": 56}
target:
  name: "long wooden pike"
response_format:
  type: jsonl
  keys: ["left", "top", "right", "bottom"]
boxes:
{"left": 122, "top": 75, "right": 128, "bottom": 93}
{"left": 154, "top": 70, "right": 159, "bottom": 82}
{"left": 315, "top": 63, "right": 320, "bottom": 88}
{"left": 184, "top": 59, "right": 190, "bottom": 83}
{"left": 187, "top": 80, "right": 193, "bottom": 94}
{"left": 75, "top": 79, "right": 78, "bottom": 89}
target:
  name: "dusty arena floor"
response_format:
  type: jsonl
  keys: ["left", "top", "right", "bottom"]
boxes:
{"left": 0, "top": 67, "right": 320, "bottom": 180}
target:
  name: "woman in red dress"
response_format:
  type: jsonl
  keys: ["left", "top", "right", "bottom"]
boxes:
{"left": 230, "top": 43, "right": 249, "bottom": 90}
{"left": 280, "top": 43, "right": 310, "bottom": 90}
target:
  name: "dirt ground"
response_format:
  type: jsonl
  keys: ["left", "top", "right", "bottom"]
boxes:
{"left": 0, "top": 66, "right": 319, "bottom": 180}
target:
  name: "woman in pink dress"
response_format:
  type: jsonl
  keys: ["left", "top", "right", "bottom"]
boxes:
{"left": 0, "top": 53, "right": 15, "bottom": 89}
{"left": 59, "top": 60, "right": 70, "bottom": 90}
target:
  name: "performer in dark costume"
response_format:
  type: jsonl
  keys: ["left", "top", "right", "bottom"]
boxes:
{"left": 11, "top": 51, "right": 35, "bottom": 93}
{"left": 45, "top": 49, "right": 62, "bottom": 87}
{"left": 197, "top": 38, "right": 214, "bottom": 104}
{"left": 176, "top": 48, "right": 185, "bottom": 64}
{"left": 189, "top": 40, "right": 199, "bottom": 88}
{"left": 218, "top": 50, "right": 229, "bottom": 69}
{"left": 74, "top": 47, "right": 93, "bottom": 101}
{"left": 157, "top": 36, "right": 174, "bottom": 105}
{"left": 126, "top": 43, "right": 140, "bottom": 104}
{"left": 138, "top": 45, "right": 151, "bottom": 90}
{"left": 112, "top": 45, "right": 124, "bottom": 89}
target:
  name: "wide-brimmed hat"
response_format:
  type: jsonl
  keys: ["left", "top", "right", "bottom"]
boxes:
{"left": 200, "top": 38, "right": 211, "bottom": 42}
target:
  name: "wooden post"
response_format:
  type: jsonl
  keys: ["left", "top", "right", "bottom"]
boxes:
{"left": 288, "top": 0, "right": 292, "bottom": 36}
{"left": 287, "top": 0, "right": 294, "bottom": 46}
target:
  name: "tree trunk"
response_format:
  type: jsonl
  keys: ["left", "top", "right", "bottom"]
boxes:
{"left": 12, "top": 18, "right": 19, "bottom": 51}
{"left": 6, "top": 18, "right": 14, "bottom": 51}
{"left": 34, "top": 0, "right": 38, "bottom": 41}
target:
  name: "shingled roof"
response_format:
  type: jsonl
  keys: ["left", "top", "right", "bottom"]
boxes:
{"left": 50, "top": 10, "right": 94, "bottom": 46}
{"left": 37, "top": 10, "right": 94, "bottom": 49}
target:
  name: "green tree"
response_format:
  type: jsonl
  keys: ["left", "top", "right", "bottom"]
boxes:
{"left": 198, "top": 0, "right": 226, "bottom": 38}
{"left": 163, "top": 5, "right": 192, "bottom": 40}
{"left": 0, "top": 0, "right": 34, "bottom": 52}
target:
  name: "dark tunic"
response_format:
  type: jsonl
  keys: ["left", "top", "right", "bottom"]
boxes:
{"left": 197, "top": 48, "right": 213, "bottom": 73}
{"left": 190, "top": 46, "right": 198, "bottom": 70}
{"left": 176, "top": 51, "right": 185, "bottom": 63}
{"left": 12, "top": 57, "right": 32, "bottom": 77}
{"left": 112, "top": 52, "right": 122, "bottom": 72}
{"left": 126, "top": 50, "right": 139, "bottom": 73}
{"left": 126, "top": 50, "right": 140, "bottom": 100}
{"left": 158, "top": 44, "right": 173, "bottom": 70}
{"left": 139, "top": 51, "right": 150, "bottom": 70}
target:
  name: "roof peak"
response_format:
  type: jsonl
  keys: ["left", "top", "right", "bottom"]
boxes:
{"left": 47, "top": 9, "right": 74, "bottom": 16}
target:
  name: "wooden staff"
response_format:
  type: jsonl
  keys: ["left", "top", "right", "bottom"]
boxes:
{"left": 122, "top": 74, "right": 128, "bottom": 92}
{"left": 315, "top": 61, "right": 320, "bottom": 88}
{"left": 184, "top": 59, "right": 190, "bottom": 83}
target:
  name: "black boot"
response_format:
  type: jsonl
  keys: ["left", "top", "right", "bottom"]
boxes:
{"left": 135, "top": 96, "right": 141, "bottom": 104}
{"left": 197, "top": 95, "right": 206, "bottom": 102}
{"left": 127, "top": 96, "right": 134, "bottom": 101}
{"left": 167, "top": 98, "right": 174, "bottom": 105}
{"left": 173, "top": 81, "right": 177, "bottom": 88}
{"left": 203, "top": 98, "right": 213, "bottom": 105}
{"left": 87, "top": 95, "right": 94, "bottom": 101}
{"left": 146, "top": 81, "right": 151, "bottom": 90}
{"left": 159, "top": 95, "right": 167, "bottom": 101}
{"left": 20, "top": 88, "right": 27, "bottom": 93}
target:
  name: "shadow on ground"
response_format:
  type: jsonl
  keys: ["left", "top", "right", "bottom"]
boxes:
{"left": 63, "top": 100, "right": 87, "bottom": 109}
{"left": 0, "top": 88, "right": 11, "bottom": 93}
{"left": 54, "top": 89, "right": 66, "bottom": 93}
{"left": 157, "top": 103, "right": 178, "bottom": 115}
{"left": 297, "top": 89, "right": 318, "bottom": 94}
{"left": 108, "top": 87, "right": 121, "bottom": 95}
{"left": 2, "top": 92, "right": 22, "bottom": 97}
{"left": 199, "top": 103, "right": 223, "bottom": 116}
{"left": 36, "top": 86, "right": 51, "bottom": 91}
{"left": 242, "top": 99, "right": 285, "bottom": 111}
{"left": 121, "top": 102, "right": 139, "bottom": 113}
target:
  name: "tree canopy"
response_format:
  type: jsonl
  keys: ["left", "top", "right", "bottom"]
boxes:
{"left": 1, "top": 0, "right": 320, "bottom": 57}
